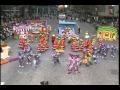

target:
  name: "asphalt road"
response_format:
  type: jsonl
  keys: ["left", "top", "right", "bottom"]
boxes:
{"left": 1, "top": 18, "right": 119, "bottom": 85}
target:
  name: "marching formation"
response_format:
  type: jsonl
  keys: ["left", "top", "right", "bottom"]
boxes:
{"left": 1, "top": 18, "right": 118, "bottom": 74}
{"left": 17, "top": 27, "right": 118, "bottom": 74}
{"left": 0, "top": 18, "right": 118, "bottom": 75}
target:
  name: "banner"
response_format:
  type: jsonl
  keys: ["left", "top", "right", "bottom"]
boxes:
{"left": 58, "top": 20, "right": 77, "bottom": 36}
{"left": 31, "top": 20, "right": 47, "bottom": 33}
{"left": 13, "top": 20, "right": 47, "bottom": 34}
{"left": 13, "top": 24, "right": 31, "bottom": 34}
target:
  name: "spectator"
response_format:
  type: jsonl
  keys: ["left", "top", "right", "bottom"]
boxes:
{"left": 78, "top": 27, "right": 80, "bottom": 34}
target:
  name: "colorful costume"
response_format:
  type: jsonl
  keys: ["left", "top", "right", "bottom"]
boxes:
{"left": 52, "top": 52, "right": 60, "bottom": 64}
{"left": 52, "top": 34, "right": 56, "bottom": 47}
{"left": 68, "top": 54, "right": 80, "bottom": 74}
{"left": 80, "top": 32, "right": 93, "bottom": 66}
{"left": 18, "top": 51, "right": 25, "bottom": 68}
{"left": 53, "top": 36, "right": 65, "bottom": 53}
{"left": 37, "top": 34, "right": 48, "bottom": 52}
{"left": 71, "top": 37, "right": 80, "bottom": 52}
{"left": 18, "top": 38, "right": 27, "bottom": 49}
{"left": 110, "top": 45, "right": 117, "bottom": 58}
{"left": 53, "top": 37, "right": 58, "bottom": 49}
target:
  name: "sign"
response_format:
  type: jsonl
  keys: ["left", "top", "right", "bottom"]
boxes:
{"left": 97, "top": 26, "right": 117, "bottom": 41}
{"left": 13, "top": 24, "right": 31, "bottom": 34}
{"left": 58, "top": 20, "right": 77, "bottom": 37}
{"left": 13, "top": 20, "right": 47, "bottom": 34}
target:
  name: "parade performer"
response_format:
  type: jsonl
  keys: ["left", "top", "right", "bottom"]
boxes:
{"left": 86, "top": 49, "right": 92, "bottom": 64}
{"left": 81, "top": 53, "right": 89, "bottom": 66}
{"left": 26, "top": 51, "right": 33, "bottom": 65}
{"left": 110, "top": 45, "right": 117, "bottom": 58}
{"left": 55, "top": 36, "right": 63, "bottom": 52}
{"left": 67, "top": 54, "right": 80, "bottom": 74}
{"left": 83, "top": 32, "right": 92, "bottom": 49}
{"left": 35, "top": 52, "right": 41, "bottom": 65}
{"left": 53, "top": 36, "right": 65, "bottom": 53}
{"left": 81, "top": 49, "right": 92, "bottom": 66}
{"left": 102, "top": 44, "right": 108, "bottom": 58}
{"left": 51, "top": 34, "right": 56, "bottom": 47}
{"left": 92, "top": 50, "right": 97, "bottom": 64}
{"left": 18, "top": 51, "right": 25, "bottom": 68}
{"left": 33, "top": 53, "right": 41, "bottom": 68}
{"left": 18, "top": 32, "right": 28, "bottom": 49}
{"left": 18, "top": 38, "right": 27, "bottom": 49}
{"left": 52, "top": 52, "right": 60, "bottom": 64}
{"left": 23, "top": 42, "right": 32, "bottom": 53}
{"left": 32, "top": 54, "right": 37, "bottom": 69}
{"left": 92, "top": 36, "right": 96, "bottom": 47}
{"left": 92, "top": 46, "right": 99, "bottom": 63}
{"left": 96, "top": 38, "right": 103, "bottom": 48}
{"left": 53, "top": 36, "right": 59, "bottom": 49}
{"left": 79, "top": 39, "right": 84, "bottom": 51}
{"left": 80, "top": 32, "right": 93, "bottom": 66}
{"left": 71, "top": 37, "right": 80, "bottom": 52}
{"left": 37, "top": 34, "right": 48, "bottom": 52}
{"left": 106, "top": 44, "right": 110, "bottom": 56}
{"left": 83, "top": 39, "right": 92, "bottom": 49}
{"left": 98, "top": 43, "right": 107, "bottom": 59}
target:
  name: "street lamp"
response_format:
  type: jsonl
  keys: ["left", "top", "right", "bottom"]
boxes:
{"left": 112, "top": 5, "right": 116, "bottom": 6}
{"left": 64, "top": 5, "right": 68, "bottom": 8}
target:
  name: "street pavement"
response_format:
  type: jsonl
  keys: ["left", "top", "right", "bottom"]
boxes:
{"left": 1, "top": 18, "right": 119, "bottom": 85}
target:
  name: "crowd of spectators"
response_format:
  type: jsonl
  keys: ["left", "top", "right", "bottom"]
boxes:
{"left": 0, "top": 6, "right": 119, "bottom": 41}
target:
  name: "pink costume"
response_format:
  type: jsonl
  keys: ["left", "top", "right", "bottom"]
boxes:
{"left": 68, "top": 54, "right": 80, "bottom": 74}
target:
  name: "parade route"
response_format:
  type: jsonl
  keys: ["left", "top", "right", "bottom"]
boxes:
{"left": 1, "top": 18, "right": 119, "bottom": 85}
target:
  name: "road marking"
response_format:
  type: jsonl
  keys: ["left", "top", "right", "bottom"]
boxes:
{"left": 1, "top": 82, "right": 5, "bottom": 85}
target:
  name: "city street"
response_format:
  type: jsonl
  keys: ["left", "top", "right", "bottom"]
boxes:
{"left": 1, "top": 18, "right": 119, "bottom": 85}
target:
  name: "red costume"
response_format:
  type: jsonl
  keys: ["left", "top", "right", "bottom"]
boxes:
{"left": 53, "top": 37, "right": 59, "bottom": 49}
{"left": 37, "top": 34, "right": 48, "bottom": 52}
{"left": 19, "top": 38, "right": 27, "bottom": 49}
{"left": 71, "top": 38, "right": 79, "bottom": 52}
{"left": 60, "top": 37, "right": 65, "bottom": 48}
{"left": 53, "top": 36, "right": 65, "bottom": 50}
